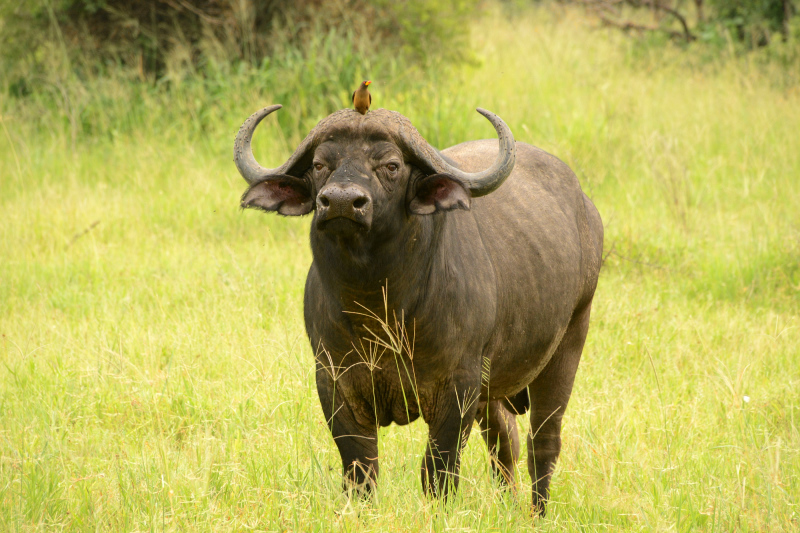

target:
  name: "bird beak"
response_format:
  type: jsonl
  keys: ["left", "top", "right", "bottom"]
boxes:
{"left": 365, "top": 81, "right": 372, "bottom": 86}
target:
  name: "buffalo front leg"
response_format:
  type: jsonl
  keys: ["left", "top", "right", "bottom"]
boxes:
{"left": 476, "top": 399, "right": 521, "bottom": 488}
{"left": 420, "top": 377, "right": 481, "bottom": 498}
{"left": 527, "top": 303, "right": 592, "bottom": 516}
{"left": 316, "top": 369, "right": 379, "bottom": 494}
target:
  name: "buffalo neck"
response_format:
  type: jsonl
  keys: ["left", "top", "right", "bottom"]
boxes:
{"left": 309, "top": 213, "right": 445, "bottom": 315}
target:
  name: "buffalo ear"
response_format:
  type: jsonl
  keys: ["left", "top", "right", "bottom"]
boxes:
{"left": 240, "top": 175, "right": 313, "bottom": 216}
{"left": 409, "top": 174, "right": 471, "bottom": 215}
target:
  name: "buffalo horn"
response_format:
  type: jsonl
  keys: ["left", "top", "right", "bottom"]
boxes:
{"left": 403, "top": 108, "right": 516, "bottom": 197}
{"left": 234, "top": 104, "right": 319, "bottom": 185}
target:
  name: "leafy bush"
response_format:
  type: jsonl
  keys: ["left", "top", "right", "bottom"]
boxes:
{"left": 709, "top": 0, "right": 795, "bottom": 46}
{"left": 574, "top": 0, "right": 797, "bottom": 49}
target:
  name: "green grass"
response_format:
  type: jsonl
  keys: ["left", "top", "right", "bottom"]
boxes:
{"left": 1, "top": 4, "right": 799, "bottom": 531}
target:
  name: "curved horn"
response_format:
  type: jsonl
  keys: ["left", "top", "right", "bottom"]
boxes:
{"left": 400, "top": 108, "right": 516, "bottom": 197}
{"left": 234, "top": 105, "right": 358, "bottom": 185}
{"left": 233, "top": 104, "right": 284, "bottom": 185}
{"left": 454, "top": 108, "right": 516, "bottom": 196}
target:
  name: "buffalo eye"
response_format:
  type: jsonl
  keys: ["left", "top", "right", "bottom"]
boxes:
{"left": 386, "top": 163, "right": 399, "bottom": 174}
{"left": 313, "top": 163, "right": 325, "bottom": 172}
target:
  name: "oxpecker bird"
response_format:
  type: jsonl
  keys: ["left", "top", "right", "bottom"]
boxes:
{"left": 352, "top": 81, "right": 372, "bottom": 114}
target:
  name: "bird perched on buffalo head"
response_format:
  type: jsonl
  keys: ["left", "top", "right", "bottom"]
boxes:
{"left": 352, "top": 81, "right": 372, "bottom": 114}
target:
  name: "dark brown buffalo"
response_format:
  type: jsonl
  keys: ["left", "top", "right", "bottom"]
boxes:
{"left": 234, "top": 105, "right": 602, "bottom": 515}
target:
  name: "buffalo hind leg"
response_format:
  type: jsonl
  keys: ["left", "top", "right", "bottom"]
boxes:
{"left": 476, "top": 399, "right": 520, "bottom": 488}
{"left": 421, "top": 378, "right": 480, "bottom": 498}
{"left": 527, "top": 302, "right": 592, "bottom": 516}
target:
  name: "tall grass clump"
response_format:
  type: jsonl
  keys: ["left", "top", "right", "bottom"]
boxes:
{"left": 1, "top": 1, "right": 799, "bottom": 531}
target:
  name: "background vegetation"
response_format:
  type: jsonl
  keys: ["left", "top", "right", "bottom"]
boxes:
{"left": 1, "top": 0, "right": 798, "bottom": 531}
{"left": 573, "top": 0, "right": 799, "bottom": 47}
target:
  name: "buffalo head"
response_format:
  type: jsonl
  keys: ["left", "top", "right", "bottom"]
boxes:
{"left": 235, "top": 106, "right": 515, "bottom": 244}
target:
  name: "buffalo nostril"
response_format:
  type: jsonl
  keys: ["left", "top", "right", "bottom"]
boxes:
{"left": 352, "top": 197, "right": 369, "bottom": 209}
{"left": 319, "top": 195, "right": 330, "bottom": 207}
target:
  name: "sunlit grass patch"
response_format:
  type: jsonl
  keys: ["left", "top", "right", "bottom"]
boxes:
{"left": 1, "top": 2, "right": 799, "bottom": 531}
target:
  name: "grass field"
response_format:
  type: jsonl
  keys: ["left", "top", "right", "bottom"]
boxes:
{"left": 1, "top": 4, "right": 799, "bottom": 531}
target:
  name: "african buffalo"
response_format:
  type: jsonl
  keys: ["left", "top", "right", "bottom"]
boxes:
{"left": 234, "top": 105, "right": 602, "bottom": 515}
